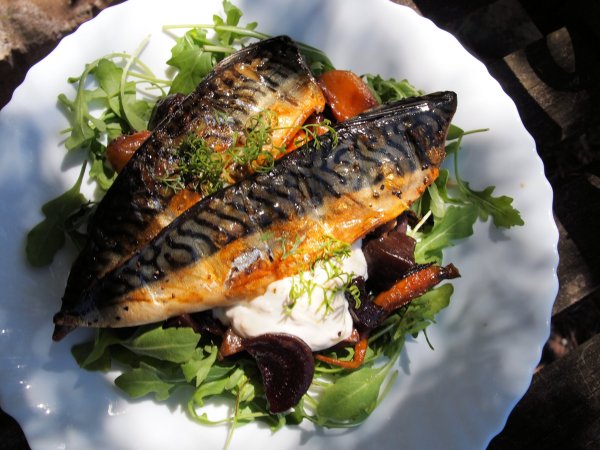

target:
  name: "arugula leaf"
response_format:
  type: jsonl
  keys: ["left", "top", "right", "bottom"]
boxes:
{"left": 168, "top": 30, "right": 218, "bottom": 95}
{"left": 166, "top": 1, "right": 258, "bottom": 95}
{"left": 122, "top": 325, "right": 201, "bottom": 363}
{"left": 30, "top": 47, "right": 165, "bottom": 263}
{"left": 25, "top": 164, "right": 88, "bottom": 266}
{"left": 72, "top": 328, "right": 121, "bottom": 370}
{"left": 213, "top": 0, "right": 245, "bottom": 45}
{"left": 315, "top": 363, "right": 394, "bottom": 426}
{"left": 93, "top": 58, "right": 124, "bottom": 118}
{"left": 449, "top": 129, "right": 524, "bottom": 228}
{"left": 115, "top": 362, "right": 179, "bottom": 401}
{"left": 362, "top": 74, "right": 423, "bottom": 103}
{"left": 413, "top": 204, "right": 479, "bottom": 264}
{"left": 446, "top": 124, "right": 464, "bottom": 141}
{"left": 71, "top": 340, "right": 112, "bottom": 371}
{"left": 61, "top": 62, "right": 102, "bottom": 151}
{"left": 191, "top": 378, "right": 230, "bottom": 407}
{"left": 426, "top": 169, "right": 452, "bottom": 219}
{"left": 121, "top": 89, "right": 152, "bottom": 132}
{"left": 398, "top": 284, "right": 454, "bottom": 337}
{"left": 88, "top": 140, "right": 116, "bottom": 191}
{"left": 120, "top": 38, "right": 155, "bottom": 132}
{"left": 182, "top": 345, "right": 219, "bottom": 386}
{"left": 459, "top": 182, "right": 524, "bottom": 227}
{"left": 164, "top": 0, "right": 333, "bottom": 92}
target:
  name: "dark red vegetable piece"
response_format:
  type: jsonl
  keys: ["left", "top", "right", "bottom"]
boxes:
{"left": 243, "top": 333, "right": 315, "bottom": 413}
{"left": 345, "top": 277, "right": 386, "bottom": 331}
{"left": 164, "top": 311, "right": 225, "bottom": 336}
{"left": 362, "top": 225, "right": 417, "bottom": 292}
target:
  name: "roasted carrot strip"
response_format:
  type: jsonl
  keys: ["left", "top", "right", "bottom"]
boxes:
{"left": 106, "top": 130, "right": 152, "bottom": 172}
{"left": 315, "top": 337, "right": 369, "bottom": 369}
{"left": 318, "top": 70, "right": 379, "bottom": 122}
{"left": 374, "top": 264, "right": 460, "bottom": 313}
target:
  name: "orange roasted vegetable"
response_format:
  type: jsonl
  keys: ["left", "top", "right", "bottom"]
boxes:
{"left": 316, "top": 336, "right": 369, "bottom": 369}
{"left": 106, "top": 130, "right": 151, "bottom": 172}
{"left": 374, "top": 264, "right": 460, "bottom": 313}
{"left": 318, "top": 70, "right": 379, "bottom": 122}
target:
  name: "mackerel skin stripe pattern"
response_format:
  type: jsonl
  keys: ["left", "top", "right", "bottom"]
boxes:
{"left": 56, "top": 36, "right": 324, "bottom": 338}
{"left": 54, "top": 91, "right": 457, "bottom": 330}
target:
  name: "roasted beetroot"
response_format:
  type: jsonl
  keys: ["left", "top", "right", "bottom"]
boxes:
{"left": 345, "top": 277, "right": 386, "bottom": 331}
{"left": 243, "top": 333, "right": 314, "bottom": 414}
{"left": 164, "top": 311, "right": 225, "bottom": 336}
{"left": 362, "top": 218, "right": 417, "bottom": 292}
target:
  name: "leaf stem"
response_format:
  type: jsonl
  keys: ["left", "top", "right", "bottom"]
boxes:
{"left": 120, "top": 35, "right": 151, "bottom": 131}
{"left": 163, "top": 23, "right": 269, "bottom": 40}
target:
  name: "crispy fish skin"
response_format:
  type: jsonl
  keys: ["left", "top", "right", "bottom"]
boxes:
{"left": 54, "top": 92, "right": 457, "bottom": 331}
{"left": 54, "top": 36, "right": 325, "bottom": 340}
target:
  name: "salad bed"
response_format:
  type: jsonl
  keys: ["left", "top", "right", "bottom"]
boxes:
{"left": 24, "top": 1, "right": 524, "bottom": 446}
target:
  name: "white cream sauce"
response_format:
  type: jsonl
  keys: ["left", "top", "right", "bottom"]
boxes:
{"left": 214, "top": 242, "right": 367, "bottom": 351}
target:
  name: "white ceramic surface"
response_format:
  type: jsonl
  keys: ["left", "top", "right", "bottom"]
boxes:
{"left": 0, "top": 0, "right": 559, "bottom": 449}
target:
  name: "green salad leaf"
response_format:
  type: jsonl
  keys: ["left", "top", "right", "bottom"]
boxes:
{"left": 27, "top": 45, "right": 168, "bottom": 265}
{"left": 315, "top": 364, "right": 394, "bottom": 425}
{"left": 182, "top": 345, "right": 219, "bottom": 386}
{"left": 25, "top": 164, "right": 88, "bottom": 266}
{"left": 122, "top": 325, "right": 201, "bottom": 363}
{"left": 362, "top": 74, "right": 423, "bottom": 102}
{"left": 449, "top": 130, "right": 524, "bottom": 228}
{"left": 413, "top": 204, "right": 478, "bottom": 264}
{"left": 167, "top": 29, "right": 220, "bottom": 95}
{"left": 163, "top": 0, "right": 333, "bottom": 93}
{"left": 166, "top": 0, "right": 259, "bottom": 95}
{"left": 115, "top": 362, "right": 180, "bottom": 401}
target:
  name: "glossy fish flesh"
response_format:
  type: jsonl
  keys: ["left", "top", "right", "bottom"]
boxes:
{"left": 54, "top": 92, "right": 456, "bottom": 327}
{"left": 54, "top": 36, "right": 325, "bottom": 340}
{"left": 53, "top": 92, "right": 457, "bottom": 332}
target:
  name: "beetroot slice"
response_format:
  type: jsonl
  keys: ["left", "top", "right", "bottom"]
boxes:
{"left": 243, "top": 333, "right": 315, "bottom": 413}
{"left": 345, "top": 277, "right": 387, "bottom": 331}
{"left": 362, "top": 225, "right": 416, "bottom": 291}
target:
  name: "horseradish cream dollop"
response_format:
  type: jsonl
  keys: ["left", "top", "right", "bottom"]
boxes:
{"left": 214, "top": 242, "right": 367, "bottom": 351}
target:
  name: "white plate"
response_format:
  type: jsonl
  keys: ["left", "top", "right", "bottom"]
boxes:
{"left": 0, "top": 0, "right": 558, "bottom": 449}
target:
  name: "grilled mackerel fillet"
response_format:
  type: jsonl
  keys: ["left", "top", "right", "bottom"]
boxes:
{"left": 54, "top": 36, "right": 325, "bottom": 339}
{"left": 54, "top": 92, "right": 457, "bottom": 332}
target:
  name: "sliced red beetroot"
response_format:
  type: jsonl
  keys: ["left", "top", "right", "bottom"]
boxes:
{"left": 164, "top": 311, "right": 225, "bottom": 336}
{"left": 362, "top": 228, "right": 416, "bottom": 291}
{"left": 243, "top": 333, "right": 315, "bottom": 414}
{"left": 345, "top": 277, "right": 386, "bottom": 331}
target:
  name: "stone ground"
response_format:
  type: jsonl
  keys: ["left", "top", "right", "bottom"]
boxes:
{"left": 0, "top": 0, "right": 124, "bottom": 108}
